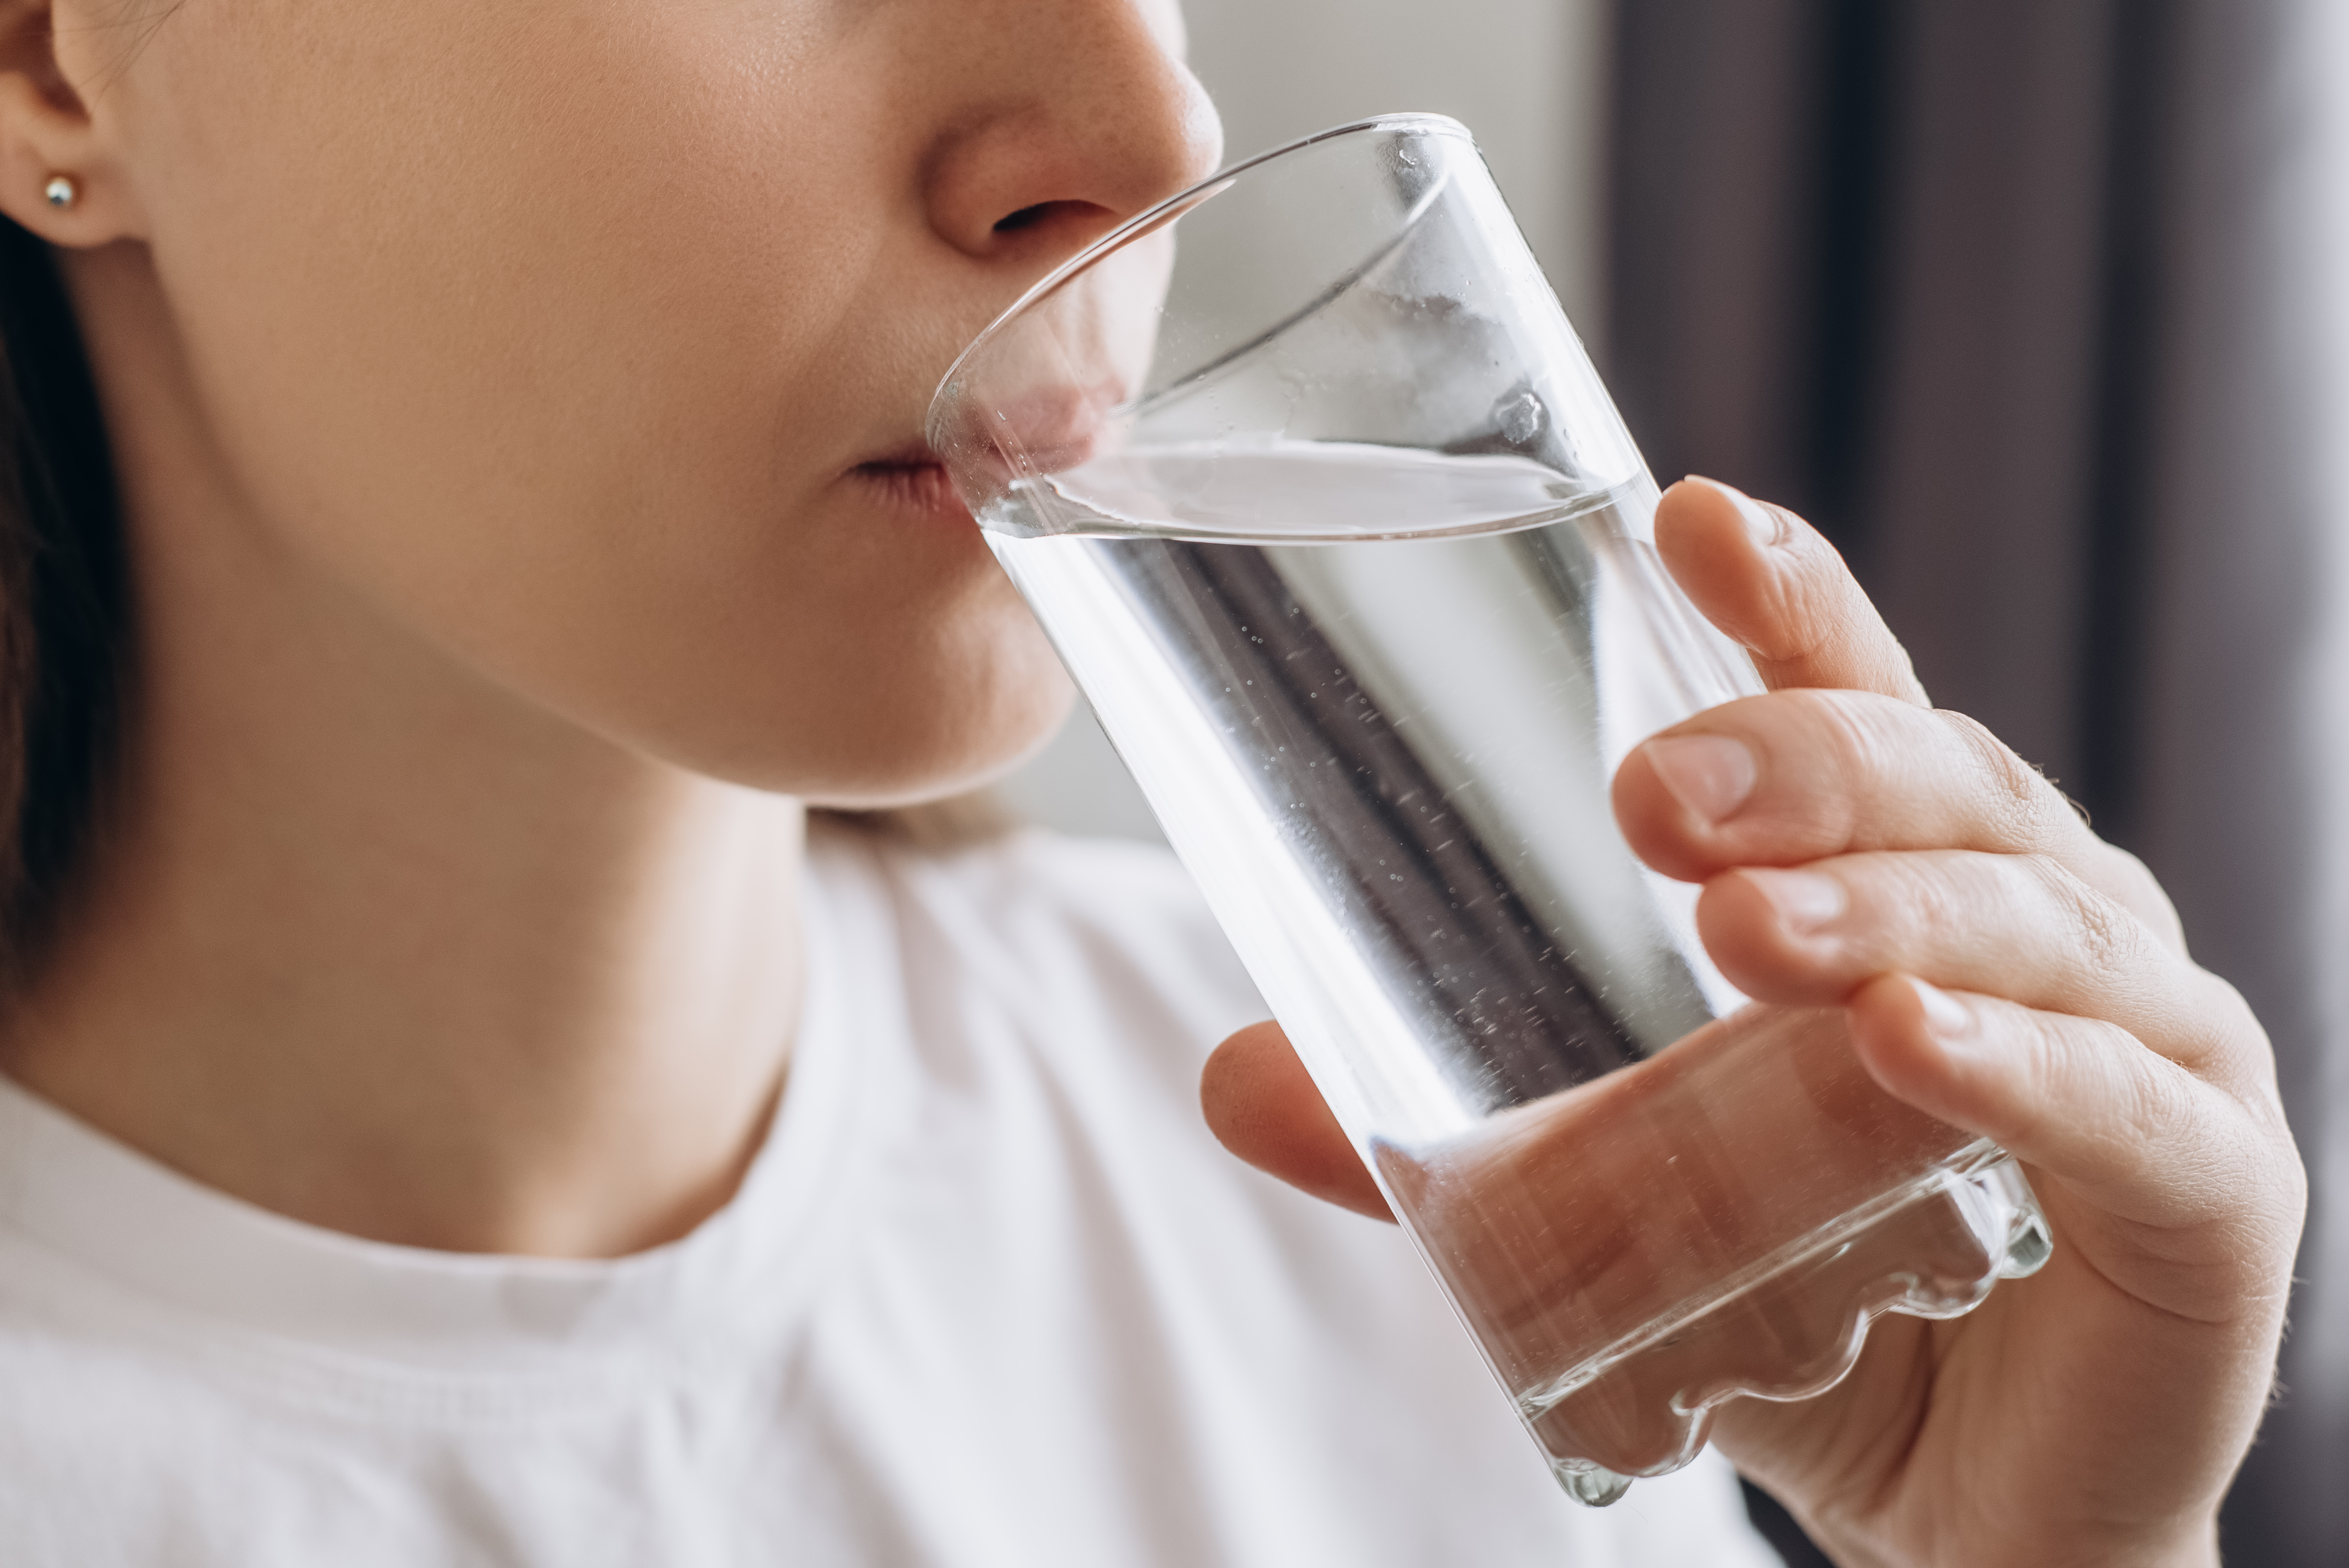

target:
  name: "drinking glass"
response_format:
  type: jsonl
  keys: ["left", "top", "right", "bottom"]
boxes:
{"left": 928, "top": 115, "right": 2050, "bottom": 1507}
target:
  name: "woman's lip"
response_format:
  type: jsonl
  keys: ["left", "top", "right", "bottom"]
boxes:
{"left": 855, "top": 439, "right": 946, "bottom": 470}
{"left": 848, "top": 457, "right": 973, "bottom": 523}
{"left": 929, "top": 382, "right": 1121, "bottom": 476}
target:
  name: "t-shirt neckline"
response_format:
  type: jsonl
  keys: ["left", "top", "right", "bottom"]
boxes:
{"left": 0, "top": 831, "right": 891, "bottom": 1373}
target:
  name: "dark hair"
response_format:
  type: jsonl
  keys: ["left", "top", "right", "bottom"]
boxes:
{"left": 0, "top": 217, "right": 131, "bottom": 988}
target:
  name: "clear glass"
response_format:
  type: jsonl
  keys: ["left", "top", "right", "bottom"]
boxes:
{"left": 928, "top": 116, "right": 2050, "bottom": 1507}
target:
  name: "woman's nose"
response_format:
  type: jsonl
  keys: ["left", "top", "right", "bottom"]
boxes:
{"left": 921, "top": 0, "right": 1224, "bottom": 263}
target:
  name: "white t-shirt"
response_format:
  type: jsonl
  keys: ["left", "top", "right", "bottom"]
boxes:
{"left": 0, "top": 824, "right": 1777, "bottom": 1566}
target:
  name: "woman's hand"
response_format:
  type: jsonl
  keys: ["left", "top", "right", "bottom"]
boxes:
{"left": 1201, "top": 478, "right": 2305, "bottom": 1567}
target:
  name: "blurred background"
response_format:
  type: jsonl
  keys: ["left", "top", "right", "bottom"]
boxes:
{"left": 996, "top": 4, "right": 2349, "bottom": 1562}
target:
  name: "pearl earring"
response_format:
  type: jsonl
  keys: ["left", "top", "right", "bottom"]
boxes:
{"left": 43, "top": 176, "right": 75, "bottom": 211}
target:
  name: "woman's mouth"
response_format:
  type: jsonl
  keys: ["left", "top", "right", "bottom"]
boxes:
{"left": 849, "top": 451, "right": 972, "bottom": 523}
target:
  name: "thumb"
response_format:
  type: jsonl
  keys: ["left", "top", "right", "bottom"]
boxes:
{"left": 1200, "top": 1022, "right": 1393, "bottom": 1220}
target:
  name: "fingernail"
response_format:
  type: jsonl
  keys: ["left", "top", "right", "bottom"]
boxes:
{"left": 1644, "top": 733, "right": 1758, "bottom": 824}
{"left": 1745, "top": 868, "right": 1846, "bottom": 934}
{"left": 1687, "top": 474, "right": 1783, "bottom": 547}
{"left": 1910, "top": 978, "right": 1974, "bottom": 1040}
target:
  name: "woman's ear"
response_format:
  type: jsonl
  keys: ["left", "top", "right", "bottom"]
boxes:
{"left": 0, "top": 0, "right": 145, "bottom": 245}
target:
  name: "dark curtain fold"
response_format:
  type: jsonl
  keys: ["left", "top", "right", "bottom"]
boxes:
{"left": 1608, "top": 3, "right": 2343, "bottom": 1564}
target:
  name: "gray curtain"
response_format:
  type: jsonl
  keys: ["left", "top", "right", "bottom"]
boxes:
{"left": 1607, "top": 2, "right": 2343, "bottom": 1564}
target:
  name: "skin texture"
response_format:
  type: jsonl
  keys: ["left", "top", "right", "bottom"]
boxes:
{"left": 0, "top": 1, "right": 2302, "bottom": 1562}
{"left": 1204, "top": 479, "right": 2305, "bottom": 1568}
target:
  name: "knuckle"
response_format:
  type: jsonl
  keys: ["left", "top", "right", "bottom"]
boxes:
{"left": 1789, "top": 687, "right": 1900, "bottom": 785}
{"left": 2189, "top": 968, "right": 2260, "bottom": 1043}
{"left": 2179, "top": 968, "right": 2285, "bottom": 1095}
{"left": 2088, "top": 841, "right": 2189, "bottom": 949}
{"left": 1751, "top": 688, "right": 1880, "bottom": 833}
{"left": 2035, "top": 1011, "right": 2170, "bottom": 1158}
{"left": 1776, "top": 686, "right": 1865, "bottom": 748}
{"left": 1874, "top": 850, "right": 1968, "bottom": 937}
{"left": 1760, "top": 529, "right": 1856, "bottom": 656}
{"left": 2020, "top": 855, "right": 2143, "bottom": 980}
{"left": 2117, "top": 1037, "right": 2193, "bottom": 1136}
{"left": 1982, "top": 999, "right": 2070, "bottom": 1134}
{"left": 1933, "top": 709, "right": 2056, "bottom": 848}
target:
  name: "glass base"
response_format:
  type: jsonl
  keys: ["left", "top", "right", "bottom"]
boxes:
{"left": 1550, "top": 1460, "right": 1636, "bottom": 1508}
{"left": 1526, "top": 1145, "right": 2049, "bottom": 1505}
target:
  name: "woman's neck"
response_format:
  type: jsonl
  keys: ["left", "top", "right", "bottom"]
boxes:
{"left": 10, "top": 601, "right": 809, "bottom": 1259}
{"left": 2, "top": 246, "right": 807, "bottom": 1260}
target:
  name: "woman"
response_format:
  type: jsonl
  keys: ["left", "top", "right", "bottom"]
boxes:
{"left": 0, "top": 0, "right": 2302, "bottom": 1563}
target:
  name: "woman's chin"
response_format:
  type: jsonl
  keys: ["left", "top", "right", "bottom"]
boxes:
{"left": 681, "top": 654, "right": 1074, "bottom": 810}
{"left": 820, "top": 675, "right": 1078, "bottom": 809}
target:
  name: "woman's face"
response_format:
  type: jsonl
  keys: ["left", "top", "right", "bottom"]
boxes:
{"left": 47, "top": 0, "right": 1219, "bottom": 802}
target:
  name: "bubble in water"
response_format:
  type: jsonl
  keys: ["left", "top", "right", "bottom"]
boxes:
{"left": 1495, "top": 389, "right": 1544, "bottom": 446}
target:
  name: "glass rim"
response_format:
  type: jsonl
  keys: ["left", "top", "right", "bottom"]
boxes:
{"left": 925, "top": 112, "right": 1478, "bottom": 432}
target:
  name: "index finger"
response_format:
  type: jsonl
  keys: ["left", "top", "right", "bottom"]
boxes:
{"left": 1657, "top": 477, "right": 1929, "bottom": 704}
